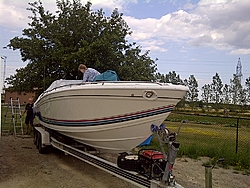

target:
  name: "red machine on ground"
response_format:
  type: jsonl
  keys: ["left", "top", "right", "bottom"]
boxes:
{"left": 117, "top": 123, "right": 180, "bottom": 186}
{"left": 117, "top": 149, "right": 166, "bottom": 180}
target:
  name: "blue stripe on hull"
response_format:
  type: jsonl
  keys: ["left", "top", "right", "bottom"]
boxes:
{"left": 38, "top": 105, "right": 174, "bottom": 127}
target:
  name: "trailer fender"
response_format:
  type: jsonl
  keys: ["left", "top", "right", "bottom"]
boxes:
{"left": 34, "top": 127, "right": 51, "bottom": 146}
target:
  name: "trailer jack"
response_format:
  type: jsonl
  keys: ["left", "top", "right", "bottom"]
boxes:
{"left": 150, "top": 123, "right": 181, "bottom": 186}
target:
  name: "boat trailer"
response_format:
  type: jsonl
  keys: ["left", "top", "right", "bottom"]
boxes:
{"left": 34, "top": 124, "right": 184, "bottom": 188}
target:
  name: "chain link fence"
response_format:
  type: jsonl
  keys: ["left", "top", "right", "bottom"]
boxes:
{"left": 165, "top": 112, "right": 250, "bottom": 170}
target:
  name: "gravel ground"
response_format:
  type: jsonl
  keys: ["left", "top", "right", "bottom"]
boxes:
{"left": 0, "top": 135, "right": 249, "bottom": 188}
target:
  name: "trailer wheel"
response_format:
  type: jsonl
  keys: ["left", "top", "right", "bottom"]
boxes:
{"left": 35, "top": 132, "right": 40, "bottom": 149}
{"left": 34, "top": 129, "right": 37, "bottom": 145}
{"left": 37, "top": 132, "right": 47, "bottom": 154}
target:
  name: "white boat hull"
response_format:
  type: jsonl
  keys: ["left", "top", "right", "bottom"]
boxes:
{"left": 34, "top": 80, "right": 188, "bottom": 153}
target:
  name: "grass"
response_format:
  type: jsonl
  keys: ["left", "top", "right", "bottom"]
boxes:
{"left": 1, "top": 105, "right": 37, "bottom": 135}
{"left": 138, "top": 113, "right": 250, "bottom": 174}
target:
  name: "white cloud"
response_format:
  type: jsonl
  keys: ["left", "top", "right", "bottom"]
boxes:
{"left": 0, "top": 1, "right": 29, "bottom": 29}
{"left": 124, "top": 0, "right": 250, "bottom": 55}
{"left": 193, "top": 0, "right": 250, "bottom": 54}
{"left": 1, "top": 0, "right": 249, "bottom": 55}
{"left": 0, "top": 0, "right": 136, "bottom": 29}
{"left": 139, "top": 39, "right": 168, "bottom": 52}
{"left": 229, "top": 49, "right": 250, "bottom": 55}
{"left": 0, "top": 0, "right": 58, "bottom": 29}
{"left": 182, "top": 2, "right": 197, "bottom": 10}
{"left": 81, "top": 0, "right": 137, "bottom": 12}
{"left": 124, "top": 10, "right": 210, "bottom": 52}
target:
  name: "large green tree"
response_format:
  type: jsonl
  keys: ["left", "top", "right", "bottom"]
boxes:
{"left": 6, "top": 0, "right": 157, "bottom": 94}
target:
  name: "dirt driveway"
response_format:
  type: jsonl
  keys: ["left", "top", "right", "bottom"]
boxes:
{"left": 0, "top": 135, "right": 249, "bottom": 188}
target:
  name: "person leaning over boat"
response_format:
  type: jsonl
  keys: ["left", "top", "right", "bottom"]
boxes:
{"left": 22, "top": 97, "right": 34, "bottom": 135}
{"left": 78, "top": 64, "right": 100, "bottom": 82}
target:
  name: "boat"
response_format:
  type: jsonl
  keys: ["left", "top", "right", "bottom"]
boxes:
{"left": 34, "top": 79, "right": 188, "bottom": 153}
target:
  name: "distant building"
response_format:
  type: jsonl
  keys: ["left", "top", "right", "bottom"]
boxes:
{"left": 3, "top": 90, "right": 35, "bottom": 105}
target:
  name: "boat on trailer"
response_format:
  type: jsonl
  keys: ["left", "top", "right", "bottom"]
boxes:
{"left": 34, "top": 80, "right": 188, "bottom": 153}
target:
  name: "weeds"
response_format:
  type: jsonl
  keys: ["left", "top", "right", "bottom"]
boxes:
{"left": 138, "top": 112, "right": 250, "bottom": 174}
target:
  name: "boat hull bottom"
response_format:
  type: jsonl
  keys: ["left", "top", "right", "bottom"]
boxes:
{"left": 38, "top": 113, "right": 171, "bottom": 153}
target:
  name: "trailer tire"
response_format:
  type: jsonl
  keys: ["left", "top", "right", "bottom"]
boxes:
{"left": 35, "top": 132, "right": 39, "bottom": 149}
{"left": 36, "top": 132, "right": 41, "bottom": 150}
{"left": 34, "top": 129, "right": 38, "bottom": 145}
{"left": 37, "top": 133, "right": 47, "bottom": 154}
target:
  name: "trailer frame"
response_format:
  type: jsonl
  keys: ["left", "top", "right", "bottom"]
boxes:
{"left": 33, "top": 125, "right": 184, "bottom": 188}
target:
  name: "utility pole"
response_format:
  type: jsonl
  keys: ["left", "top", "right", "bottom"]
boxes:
{"left": 0, "top": 56, "right": 1, "bottom": 137}
{"left": 236, "top": 57, "right": 243, "bottom": 84}
{"left": 1, "top": 56, "right": 7, "bottom": 91}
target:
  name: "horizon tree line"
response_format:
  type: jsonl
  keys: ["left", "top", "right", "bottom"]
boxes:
{"left": 156, "top": 71, "right": 250, "bottom": 110}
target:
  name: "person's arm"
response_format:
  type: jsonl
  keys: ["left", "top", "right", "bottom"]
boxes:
{"left": 22, "top": 109, "right": 26, "bottom": 116}
{"left": 82, "top": 70, "right": 89, "bottom": 82}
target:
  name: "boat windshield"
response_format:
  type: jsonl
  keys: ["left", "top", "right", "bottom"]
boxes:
{"left": 46, "top": 80, "right": 83, "bottom": 91}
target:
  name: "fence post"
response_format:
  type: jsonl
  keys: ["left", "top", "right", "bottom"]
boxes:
{"left": 205, "top": 165, "right": 212, "bottom": 188}
{"left": 236, "top": 118, "right": 239, "bottom": 154}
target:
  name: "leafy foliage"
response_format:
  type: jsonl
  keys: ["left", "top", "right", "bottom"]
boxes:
{"left": 230, "top": 74, "right": 243, "bottom": 105}
{"left": 6, "top": 0, "right": 157, "bottom": 94}
{"left": 201, "top": 84, "right": 211, "bottom": 110}
{"left": 155, "top": 71, "right": 184, "bottom": 85}
{"left": 211, "top": 73, "right": 223, "bottom": 112}
{"left": 245, "top": 77, "right": 250, "bottom": 104}
{"left": 184, "top": 75, "right": 199, "bottom": 108}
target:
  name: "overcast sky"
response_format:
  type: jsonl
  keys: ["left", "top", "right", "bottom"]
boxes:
{"left": 0, "top": 0, "right": 250, "bottom": 91}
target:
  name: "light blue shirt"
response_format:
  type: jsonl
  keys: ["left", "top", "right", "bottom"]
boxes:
{"left": 83, "top": 68, "right": 100, "bottom": 82}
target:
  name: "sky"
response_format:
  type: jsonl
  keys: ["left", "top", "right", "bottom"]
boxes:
{"left": 0, "top": 0, "right": 250, "bottom": 93}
